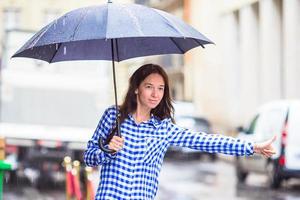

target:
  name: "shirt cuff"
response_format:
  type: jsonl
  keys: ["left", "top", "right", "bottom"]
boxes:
{"left": 245, "top": 141, "right": 254, "bottom": 156}
{"left": 97, "top": 145, "right": 117, "bottom": 163}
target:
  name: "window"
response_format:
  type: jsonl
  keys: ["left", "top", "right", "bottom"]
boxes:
{"left": 3, "top": 8, "right": 20, "bottom": 30}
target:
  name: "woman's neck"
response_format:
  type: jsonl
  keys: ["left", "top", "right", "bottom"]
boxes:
{"left": 133, "top": 106, "right": 151, "bottom": 124}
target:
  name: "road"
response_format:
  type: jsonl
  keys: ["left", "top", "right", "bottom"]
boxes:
{"left": 4, "top": 156, "right": 300, "bottom": 200}
{"left": 157, "top": 157, "right": 300, "bottom": 200}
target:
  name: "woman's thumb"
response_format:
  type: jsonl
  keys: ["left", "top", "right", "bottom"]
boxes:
{"left": 268, "top": 135, "right": 277, "bottom": 145}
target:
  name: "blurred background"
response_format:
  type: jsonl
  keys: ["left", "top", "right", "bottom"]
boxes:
{"left": 0, "top": 0, "right": 299, "bottom": 199}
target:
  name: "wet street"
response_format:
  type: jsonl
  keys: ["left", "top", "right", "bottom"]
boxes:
{"left": 4, "top": 157, "right": 300, "bottom": 200}
{"left": 157, "top": 157, "right": 300, "bottom": 200}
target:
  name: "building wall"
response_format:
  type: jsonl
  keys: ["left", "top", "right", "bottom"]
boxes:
{"left": 189, "top": 0, "right": 300, "bottom": 132}
{"left": 189, "top": 0, "right": 228, "bottom": 132}
{"left": 283, "top": 0, "right": 300, "bottom": 99}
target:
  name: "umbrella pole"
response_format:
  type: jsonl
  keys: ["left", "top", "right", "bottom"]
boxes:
{"left": 111, "top": 39, "right": 121, "bottom": 137}
{"left": 98, "top": 39, "right": 121, "bottom": 154}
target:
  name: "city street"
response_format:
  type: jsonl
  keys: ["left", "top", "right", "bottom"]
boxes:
{"left": 157, "top": 157, "right": 300, "bottom": 200}
{"left": 4, "top": 157, "right": 300, "bottom": 200}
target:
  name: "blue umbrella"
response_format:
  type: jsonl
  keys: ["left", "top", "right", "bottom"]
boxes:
{"left": 12, "top": 1, "right": 213, "bottom": 153}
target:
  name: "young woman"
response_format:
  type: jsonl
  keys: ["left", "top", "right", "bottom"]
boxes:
{"left": 84, "top": 63, "right": 276, "bottom": 200}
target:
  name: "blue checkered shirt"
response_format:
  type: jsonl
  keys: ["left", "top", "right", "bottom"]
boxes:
{"left": 84, "top": 106, "right": 254, "bottom": 200}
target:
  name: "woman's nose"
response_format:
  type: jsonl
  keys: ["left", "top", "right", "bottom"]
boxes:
{"left": 152, "top": 89, "right": 158, "bottom": 97}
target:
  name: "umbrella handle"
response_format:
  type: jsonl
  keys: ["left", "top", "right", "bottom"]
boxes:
{"left": 98, "top": 111, "right": 122, "bottom": 154}
{"left": 98, "top": 124, "right": 121, "bottom": 154}
{"left": 98, "top": 137, "right": 116, "bottom": 154}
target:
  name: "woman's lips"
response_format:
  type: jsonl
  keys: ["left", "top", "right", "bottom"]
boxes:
{"left": 149, "top": 99, "right": 158, "bottom": 104}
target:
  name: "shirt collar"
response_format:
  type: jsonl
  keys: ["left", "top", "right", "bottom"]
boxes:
{"left": 149, "top": 115, "right": 160, "bottom": 128}
{"left": 128, "top": 113, "right": 161, "bottom": 128}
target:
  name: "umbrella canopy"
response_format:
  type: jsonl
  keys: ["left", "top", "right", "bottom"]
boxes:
{"left": 12, "top": 2, "right": 213, "bottom": 62}
{"left": 12, "top": 2, "right": 213, "bottom": 153}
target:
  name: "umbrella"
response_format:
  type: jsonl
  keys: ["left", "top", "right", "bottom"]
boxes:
{"left": 12, "top": 1, "right": 213, "bottom": 153}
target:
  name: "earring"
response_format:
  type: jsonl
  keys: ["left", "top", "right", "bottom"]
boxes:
{"left": 135, "top": 90, "right": 138, "bottom": 94}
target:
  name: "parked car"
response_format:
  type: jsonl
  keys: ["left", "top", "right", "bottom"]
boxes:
{"left": 167, "top": 115, "right": 217, "bottom": 161}
{"left": 235, "top": 100, "right": 300, "bottom": 188}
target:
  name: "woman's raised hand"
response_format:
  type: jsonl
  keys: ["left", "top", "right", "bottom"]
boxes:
{"left": 253, "top": 135, "right": 277, "bottom": 158}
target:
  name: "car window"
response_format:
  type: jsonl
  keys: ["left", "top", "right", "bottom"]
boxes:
{"left": 247, "top": 115, "right": 259, "bottom": 134}
{"left": 256, "top": 108, "right": 286, "bottom": 141}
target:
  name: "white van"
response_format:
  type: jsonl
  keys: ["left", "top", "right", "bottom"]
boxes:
{"left": 235, "top": 100, "right": 300, "bottom": 188}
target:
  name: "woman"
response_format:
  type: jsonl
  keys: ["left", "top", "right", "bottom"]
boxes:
{"left": 84, "top": 63, "right": 276, "bottom": 200}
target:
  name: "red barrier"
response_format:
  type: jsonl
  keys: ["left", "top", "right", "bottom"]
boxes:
{"left": 85, "top": 167, "right": 94, "bottom": 200}
{"left": 64, "top": 157, "right": 83, "bottom": 200}
{"left": 64, "top": 157, "right": 95, "bottom": 200}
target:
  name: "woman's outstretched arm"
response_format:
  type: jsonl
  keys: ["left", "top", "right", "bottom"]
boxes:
{"left": 167, "top": 122, "right": 276, "bottom": 157}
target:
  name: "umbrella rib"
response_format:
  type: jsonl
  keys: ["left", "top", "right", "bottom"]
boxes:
{"left": 14, "top": 22, "right": 55, "bottom": 58}
{"left": 194, "top": 39, "right": 205, "bottom": 48}
{"left": 154, "top": 9, "right": 185, "bottom": 37}
{"left": 170, "top": 38, "right": 184, "bottom": 53}
{"left": 49, "top": 43, "right": 62, "bottom": 63}
{"left": 105, "top": 3, "right": 109, "bottom": 43}
{"left": 70, "top": 8, "right": 90, "bottom": 41}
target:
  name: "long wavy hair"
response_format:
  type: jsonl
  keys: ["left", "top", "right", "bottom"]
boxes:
{"left": 119, "top": 63, "right": 174, "bottom": 123}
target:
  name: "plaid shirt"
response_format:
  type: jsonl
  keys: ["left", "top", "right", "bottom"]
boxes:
{"left": 84, "top": 106, "right": 253, "bottom": 200}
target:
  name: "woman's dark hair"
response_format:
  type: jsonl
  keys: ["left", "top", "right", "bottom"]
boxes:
{"left": 119, "top": 63, "right": 174, "bottom": 123}
{"left": 104, "top": 64, "right": 174, "bottom": 144}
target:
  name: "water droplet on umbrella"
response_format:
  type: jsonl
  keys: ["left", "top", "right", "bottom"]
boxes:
{"left": 63, "top": 19, "right": 66, "bottom": 26}
{"left": 119, "top": 5, "right": 144, "bottom": 36}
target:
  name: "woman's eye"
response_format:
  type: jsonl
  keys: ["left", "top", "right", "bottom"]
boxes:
{"left": 159, "top": 88, "right": 164, "bottom": 91}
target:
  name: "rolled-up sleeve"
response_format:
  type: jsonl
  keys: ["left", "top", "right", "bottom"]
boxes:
{"left": 84, "top": 107, "right": 117, "bottom": 167}
{"left": 166, "top": 122, "right": 254, "bottom": 156}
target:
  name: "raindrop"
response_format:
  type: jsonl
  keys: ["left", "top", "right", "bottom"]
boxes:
{"left": 56, "top": 43, "right": 59, "bottom": 50}
{"left": 63, "top": 18, "right": 66, "bottom": 26}
{"left": 64, "top": 46, "right": 67, "bottom": 55}
{"left": 54, "top": 19, "right": 58, "bottom": 29}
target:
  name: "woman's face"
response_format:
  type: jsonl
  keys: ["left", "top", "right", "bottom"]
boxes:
{"left": 136, "top": 73, "right": 165, "bottom": 110}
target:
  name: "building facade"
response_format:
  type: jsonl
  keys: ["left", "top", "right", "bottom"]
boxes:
{"left": 189, "top": 0, "right": 300, "bottom": 132}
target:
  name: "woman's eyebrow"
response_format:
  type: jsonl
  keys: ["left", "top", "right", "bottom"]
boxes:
{"left": 144, "top": 82, "right": 165, "bottom": 87}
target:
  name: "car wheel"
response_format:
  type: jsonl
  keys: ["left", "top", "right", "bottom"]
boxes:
{"left": 236, "top": 158, "right": 248, "bottom": 183}
{"left": 266, "top": 161, "right": 282, "bottom": 189}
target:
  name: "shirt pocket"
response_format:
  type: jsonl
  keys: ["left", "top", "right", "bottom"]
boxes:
{"left": 143, "top": 136, "right": 167, "bottom": 164}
